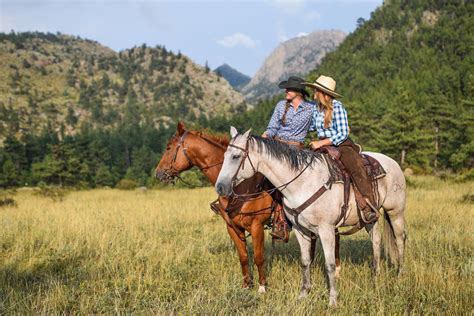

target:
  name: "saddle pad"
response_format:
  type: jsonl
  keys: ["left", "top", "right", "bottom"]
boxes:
{"left": 325, "top": 153, "right": 386, "bottom": 183}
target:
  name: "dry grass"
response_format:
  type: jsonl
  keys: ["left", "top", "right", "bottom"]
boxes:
{"left": 0, "top": 176, "right": 472, "bottom": 313}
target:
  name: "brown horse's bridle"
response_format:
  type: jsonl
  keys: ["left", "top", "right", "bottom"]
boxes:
{"left": 164, "top": 131, "right": 224, "bottom": 180}
{"left": 168, "top": 131, "right": 193, "bottom": 173}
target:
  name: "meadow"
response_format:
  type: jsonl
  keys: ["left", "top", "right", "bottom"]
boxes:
{"left": 0, "top": 176, "right": 472, "bottom": 314}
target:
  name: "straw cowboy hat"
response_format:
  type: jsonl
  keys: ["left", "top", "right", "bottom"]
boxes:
{"left": 278, "top": 76, "right": 310, "bottom": 98}
{"left": 303, "top": 75, "right": 342, "bottom": 98}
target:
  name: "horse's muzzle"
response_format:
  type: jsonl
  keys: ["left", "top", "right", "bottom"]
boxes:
{"left": 155, "top": 169, "right": 175, "bottom": 183}
{"left": 216, "top": 181, "right": 232, "bottom": 197}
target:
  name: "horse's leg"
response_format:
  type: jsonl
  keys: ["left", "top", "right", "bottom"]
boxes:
{"left": 319, "top": 224, "right": 338, "bottom": 307}
{"left": 294, "top": 229, "right": 313, "bottom": 299}
{"left": 316, "top": 230, "right": 341, "bottom": 278}
{"left": 310, "top": 235, "right": 317, "bottom": 263}
{"left": 335, "top": 231, "right": 341, "bottom": 278}
{"left": 250, "top": 222, "right": 266, "bottom": 293}
{"left": 385, "top": 210, "right": 406, "bottom": 274}
{"left": 368, "top": 220, "right": 382, "bottom": 276}
{"left": 226, "top": 224, "right": 252, "bottom": 288}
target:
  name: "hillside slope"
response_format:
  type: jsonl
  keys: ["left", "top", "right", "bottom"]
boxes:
{"left": 0, "top": 32, "right": 246, "bottom": 141}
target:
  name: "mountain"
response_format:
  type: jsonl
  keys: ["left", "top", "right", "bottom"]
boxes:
{"left": 0, "top": 32, "right": 247, "bottom": 142}
{"left": 214, "top": 63, "right": 250, "bottom": 90}
{"left": 242, "top": 30, "right": 346, "bottom": 102}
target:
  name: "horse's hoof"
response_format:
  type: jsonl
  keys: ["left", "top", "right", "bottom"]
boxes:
{"left": 258, "top": 285, "right": 266, "bottom": 294}
{"left": 328, "top": 296, "right": 338, "bottom": 307}
{"left": 298, "top": 290, "right": 309, "bottom": 300}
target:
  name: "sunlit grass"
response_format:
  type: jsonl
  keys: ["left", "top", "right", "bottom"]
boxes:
{"left": 0, "top": 176, "right": 472, "bottom": 313}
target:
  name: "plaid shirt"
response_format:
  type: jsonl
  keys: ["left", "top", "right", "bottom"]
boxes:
{"left": 265, "top": 100, "right": 315, "bottom": 143}
{"left": 309, "top": 99, "right": 349, "bottom": 146}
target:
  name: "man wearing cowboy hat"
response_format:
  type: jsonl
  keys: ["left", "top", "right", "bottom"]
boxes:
{"left": 305, "top": 75, "right": 379, "bottom": 224}
{"left": 263, "top": 76, "right": 315, "bottom": 241}
{"left": 262, "top": 76, "right": 314, "bottom": 145}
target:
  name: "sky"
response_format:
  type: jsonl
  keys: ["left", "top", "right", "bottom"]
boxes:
{"left": 1, "top": 0, "right": 383, "bottom": 76}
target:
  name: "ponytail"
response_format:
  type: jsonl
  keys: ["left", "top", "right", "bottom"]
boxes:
{"left": 281, "top": 91, "right": 305, "bottom": 126}
{"left": 280, "top": 101, "right": 291, "bottom": 126}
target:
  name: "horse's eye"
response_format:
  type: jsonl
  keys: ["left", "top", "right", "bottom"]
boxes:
{"left": 232, "top": 154, "right": 241, "bottom": 160}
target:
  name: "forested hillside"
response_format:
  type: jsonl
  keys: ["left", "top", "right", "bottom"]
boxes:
{"left": 309, "top": 0, "right": 473, "bottom": 171}
{"left": 0, "top": 32, "right": 245, "bottom": 188}
{"left": 0, "top": 32, "right": 245, "bottom": 140}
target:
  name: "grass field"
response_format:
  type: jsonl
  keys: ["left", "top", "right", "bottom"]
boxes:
{"left": 0, "top": 176, "right": 472, "bottom": 314}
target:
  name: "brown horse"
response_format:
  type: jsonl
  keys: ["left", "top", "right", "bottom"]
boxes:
{"left": 155, "top": 122, "right": 274, "bottom": 293}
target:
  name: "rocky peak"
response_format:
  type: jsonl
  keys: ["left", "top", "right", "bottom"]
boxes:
{"left": 242, "top": 30, "right": 346, "bottom": 103}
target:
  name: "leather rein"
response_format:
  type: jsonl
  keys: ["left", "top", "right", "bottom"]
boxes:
{"left": 228, "top": 136, "right": 358, "bottom": 238}
{"left": 227, "top": 136, "right": 315, "bottom": 200}
{"left": 166, "top": 131, "right": 224, "bottom": 181}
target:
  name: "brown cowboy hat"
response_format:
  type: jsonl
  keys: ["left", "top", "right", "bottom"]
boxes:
{"left": 278, "top": 76, "right": 309, "bottom": 98}
{"left": 303, "top": 75, "right": 342, "bottom": 98}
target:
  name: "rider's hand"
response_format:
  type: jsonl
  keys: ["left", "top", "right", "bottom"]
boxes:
{"left": 310, "top": 140, "right": 323, "bottom": 150}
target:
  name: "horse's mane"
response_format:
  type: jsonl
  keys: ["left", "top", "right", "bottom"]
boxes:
{"left": 189, "top": 129, "right": 229, "bottom": 147}
{"left": 250, "top": 136, "right": 323, "bottom": 171}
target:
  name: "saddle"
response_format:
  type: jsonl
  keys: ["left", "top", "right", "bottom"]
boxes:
{"left": 321, "top": 146, "right": 386, "bottom": 183}
{"left": 320, "top": 146, "right": 386, "bottom": 234}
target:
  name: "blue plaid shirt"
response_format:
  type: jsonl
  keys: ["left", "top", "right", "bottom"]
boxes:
{"left": 265, "top": 100, "right": 315, "bottom": 143}
{"left": 309, "top": 99, "right": 349, "bottom": 146}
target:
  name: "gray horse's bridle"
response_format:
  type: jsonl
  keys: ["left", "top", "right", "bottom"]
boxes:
{"left": 227, "top": 135, "right": 257, "bottom": 186}
{"left": 228, "top": 135, "right": 316, "bottom": 199}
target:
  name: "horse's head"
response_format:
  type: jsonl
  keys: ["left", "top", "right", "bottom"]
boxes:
{"left": 216, "top": 127, "right": 256, "bottom": 197}
{"left": 155, "top": 122, "right": 194, "bottom": 182}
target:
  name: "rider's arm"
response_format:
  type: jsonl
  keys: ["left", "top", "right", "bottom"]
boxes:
{"left": 329, "top": 100, "right": 349, "bottom": 146}
{"left": 264, "top": 101, "right": 284, "bottom": 138}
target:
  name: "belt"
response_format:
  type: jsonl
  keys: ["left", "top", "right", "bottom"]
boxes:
{"left": 274, "top": 137, "right": 304, "bottom": 148}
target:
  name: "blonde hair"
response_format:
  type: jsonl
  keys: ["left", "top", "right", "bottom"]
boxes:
{"left": 317, "top": 91, "right": 334, "bottom": 128}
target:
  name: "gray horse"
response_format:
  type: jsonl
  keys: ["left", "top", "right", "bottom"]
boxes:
{"left": 216, "top": 127, "right": 407, "bottom": 306}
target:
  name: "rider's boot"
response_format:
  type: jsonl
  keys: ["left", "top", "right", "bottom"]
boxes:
{"left": 270, "top": 203, "right": 290, "bottom": 242}
{"left": 351, "top": 168, "right": 379, "bottom": 224}
{"left": 359, "top": 196, "right": 379, "bottom": 224}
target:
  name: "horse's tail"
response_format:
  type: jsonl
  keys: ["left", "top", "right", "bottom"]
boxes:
{"left": 383, "top": 211, "right": 399, "bottom": 266}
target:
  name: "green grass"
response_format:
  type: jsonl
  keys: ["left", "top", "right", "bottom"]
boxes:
{"left": 0, "top": 176, "right": 472, "bottom": 313}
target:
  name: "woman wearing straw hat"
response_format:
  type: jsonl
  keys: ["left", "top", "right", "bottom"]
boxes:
{"left": 304, "top": 75, "right": 379, "bottom": 223}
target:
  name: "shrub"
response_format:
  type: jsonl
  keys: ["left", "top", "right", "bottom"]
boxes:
{"left": 34, "top": 182, "right": 67, "bottom": 202}
{"left": 117, "top": 179, "right": 138, "bottom": 190}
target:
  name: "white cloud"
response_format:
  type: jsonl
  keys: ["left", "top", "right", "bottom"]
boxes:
{"left": 217, "top": 33, "right": 258, "bottom": 48}
{"left": 296, "top": 32, "right": 308, "bottom": 37}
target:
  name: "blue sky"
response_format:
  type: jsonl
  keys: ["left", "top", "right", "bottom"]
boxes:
{"left": 1, "top": 0, "right": 383, "bottom": 76}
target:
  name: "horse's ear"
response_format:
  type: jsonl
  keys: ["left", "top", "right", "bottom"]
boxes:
{"left": 177, "top": 121, "right": 186, "bottom": 135}
{"left": 242, "top": 128, "right": 252, "bottom": 139}
{"left": 230, "top": 126, "right": 238, "bottom": 138}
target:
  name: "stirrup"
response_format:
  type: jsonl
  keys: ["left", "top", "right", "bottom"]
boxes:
{"left": 270, "top": 225, "right": 289, "bottom": 242}
{"left": 359, "top": 198, "right": 379, "bottom": 224}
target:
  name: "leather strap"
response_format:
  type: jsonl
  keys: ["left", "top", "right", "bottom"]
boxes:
{"left": 285, "top": 180, "right": 332, "bottom": 216}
